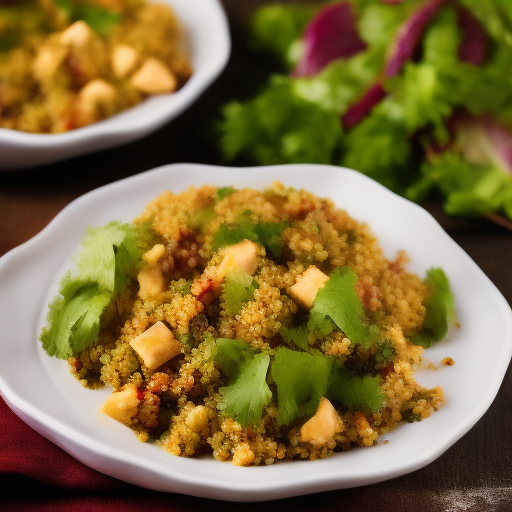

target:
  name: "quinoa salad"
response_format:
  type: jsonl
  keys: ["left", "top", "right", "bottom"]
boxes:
{"left": 40, "top": 183, "right": 456, "bottom": 466}
{"left": 0, "top": 0, "right": 192, "bottom": 133}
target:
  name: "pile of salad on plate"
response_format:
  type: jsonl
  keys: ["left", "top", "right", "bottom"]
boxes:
{"left": 219, "top": 0, "right": 512, "bottom": 228}
{"left": 40, "top": 183, "right": 456, "bottom": 466}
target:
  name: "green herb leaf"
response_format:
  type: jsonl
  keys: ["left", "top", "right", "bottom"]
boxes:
{"left": 375, "top": 339, "right": 397, "bottom": 365}
{"left": 216, "top": 186, "right": 236, "bottom": 201}
{"left": 211, "top": 222, "right": 259, "bottom": 250}
{"left": 212, "top": 218, "right": 288, "bottom": 259}
{"left": 213, "top": 338, "right": 254, "bottom": 380}
{"left": 222, "top": 269, "right": 258, "bottom": 316}
{"left": 272, "top": 347, "right": 333, "bottom": 426}
{"left": 40, "top": 282, "right": 108, "bottom": 358}
{"left": 328, "top": 366, "right": 385, "bottom": 413}
{"left": 40, "top": 221, "right": 144, "bottom": 359}
{"left": 279, "top": 325, "right": 309, "bottom": 352}
{"left": 188, "top": 205, "right": 216, "bottom": 230}
{"left": 410, "top": 267, "right": 456, "bottom": 348}
{"left": 308, "top": 267, "right": 377, "bottom": 348}
{"left": 53, "top": 0, "right": 120, "bottom": 35}
{"left": 219, "top": 76, "right": 343, "bottom": 166}
{"left": 76, "top": 221, "right": 141, "bottom": 293}
{"left": 214, "top": 338, "right": 271, "bottom": 427}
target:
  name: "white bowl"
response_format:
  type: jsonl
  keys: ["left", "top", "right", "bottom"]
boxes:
{"left": 0, "top": 0, "right": 230, "bottom": 170}
{"left": 0, "top": 163, "right": 511, "bottom": 501}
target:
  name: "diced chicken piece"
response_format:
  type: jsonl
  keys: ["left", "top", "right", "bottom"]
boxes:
{"left": 78, "top": 79, "right": 116, "bottom": 109}
{"left": 32, "top": 45, "right": 68, "bottom": 81}
{"left": 214, "top": 240, "right": 259, "bottom": 287}
{"left": 60, "top": 20, "right": 94, "bottom": 47}
{"left": 100, "top": 383, "right": 139, "bottom": 425}
{"left": 300, "top": 397, "right": 344, "bottom": 446}
{"left": 185, "top": 405, "right": 210, "bottom": 434}
{"left": 138, "top": 266, "right": 166, "bottom": 300}
{"left": 289, "top": 265, "right": 329, "bottom": 309}
{"left": 130, "top": 58, "right": 177, "bottom": 94}
{"left": 129, "top": 321, "right": 182, "bottom": 370}
{"left": 142, "top": 243, "right": 166, "bottom": 266}
{"left": 112, "top": 44, "right": 140, "bottom": 78}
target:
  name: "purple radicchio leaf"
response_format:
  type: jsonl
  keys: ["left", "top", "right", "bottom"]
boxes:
{"left": 457, "top": 7, "right": 488, "bottom": 65}
{"left": 342, "top": 0, "right": 449, "bottom": 130}
{"left": 342, "top": 82, "right": 387, "bottom": 129}
{"left": 385, "top": 0, "right": 450, "bottom": 78}
{"left": 293, "top": 2, "right": 367, "bottom": 77}
{"left": 454, "top": 114, "right": 512, "bottom": 174}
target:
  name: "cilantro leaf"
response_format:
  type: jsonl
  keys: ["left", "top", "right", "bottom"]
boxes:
{"left": 41, "top": 282, "right": 105, "bottom": 358}
{"left": 279, "top": 325, "right": 309, "bottom": 352}
{"left": 212, "top": 218, "right": 287, "bottom": 259}
{"left": 308, "top": 267, "right": 377, "bottom": 348}
{"left": 213, "top": 338, "right": 253, "bottom": 380}
{"left": 214, "top": 338, "right": 271, "bottom": 427}
{"left": 328, "top": 366, "right": 385, "bottom": 414}
{"left": 252, "top": 221, "right": 288, "bottom": 258}
{"left": 216, "top": 186, "right": 236, "bottom": 201}
{"left": 410, "top": 267, "right": 456, "bottom": 348}
{"left": 53, "top": 0, "right": 120, "bottom": 35}
{"left": 76, "top": 221, "right": 141, "bottom": 293}
{"left": 271, "top": 347, "right": 333, "bottom": 426}
{"left": 40, "top": 222, "right": 144, "bottom": 359}
{"left": 222, "top": 269, "right": 258, "bottom": 316}
{"left": 211, "top": 222, "right": 259, "bottom": 250}
{"left": 188, "top": 205, "right": 216, "bottom": 230}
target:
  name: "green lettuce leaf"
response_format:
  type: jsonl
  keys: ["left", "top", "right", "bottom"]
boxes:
{"left": 250, "top": 4, "right": 319, "bottom": 68}
{"left": 219, "top": 76, "right": 343, "bottom": 166}
{"left": 407, "top": 152, "right": 512, "bottom": 219}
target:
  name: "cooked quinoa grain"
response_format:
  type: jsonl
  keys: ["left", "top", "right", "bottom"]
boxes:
{"left": 63, "top": 183, "right": 454, "bottom": 466}
{"left": 0, "top": 0, "right": 192, "bottom": 133}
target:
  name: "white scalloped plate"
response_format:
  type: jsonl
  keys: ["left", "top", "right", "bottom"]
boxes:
{"left": 0, "top": 0, "right": 230, "bottom": 170}
{"left": 0, "top": 163, "right": 511, "bottom": 501}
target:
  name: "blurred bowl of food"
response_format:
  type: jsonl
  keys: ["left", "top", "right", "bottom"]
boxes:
{"left": 0, "top": 0, "right": 230, "bottom": 170}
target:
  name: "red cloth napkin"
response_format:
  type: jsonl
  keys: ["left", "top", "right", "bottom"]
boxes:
{"left": 0, "top": 396, "right": 120, "bottom": 490}
{"left": 1, "top": 395, "right": 348, "bottom": 511}
{"left": 1, "top": 395, "right": 220, "bottom": 511}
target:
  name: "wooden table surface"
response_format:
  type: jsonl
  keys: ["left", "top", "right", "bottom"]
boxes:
{"left": 1, "top": 1, "right": 511, "bottom": 510}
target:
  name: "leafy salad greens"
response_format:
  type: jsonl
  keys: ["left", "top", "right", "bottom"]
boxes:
{"left": 219, "top": 0, "right": 512, "bottom": 227}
